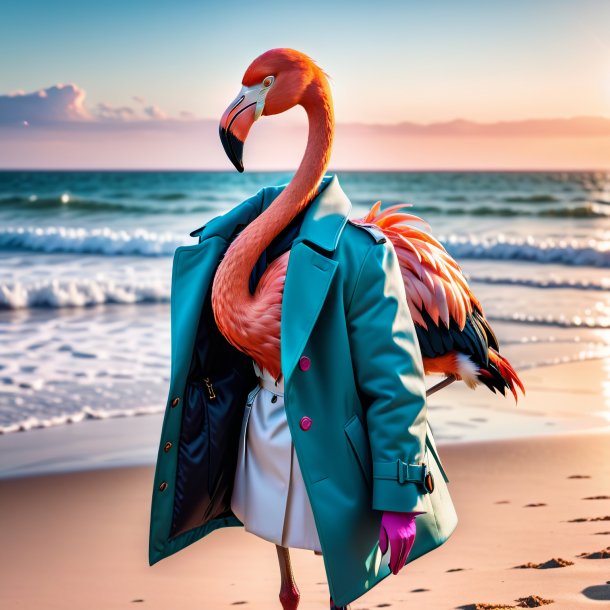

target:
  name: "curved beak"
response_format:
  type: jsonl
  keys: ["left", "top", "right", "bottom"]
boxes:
{"left": 219, "top": 83, "right": 267, "bottom": 173}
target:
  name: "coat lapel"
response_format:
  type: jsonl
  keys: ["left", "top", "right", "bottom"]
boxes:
{"left": 171, "top": 174, "right": 352, "bottom": 390}
{"left": 280, "top": 175, "right": 352, "bottom": 384}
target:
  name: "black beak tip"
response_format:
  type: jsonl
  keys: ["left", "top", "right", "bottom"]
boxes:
{"left": 219, "top": 126, "right": 245, "bottom": 173}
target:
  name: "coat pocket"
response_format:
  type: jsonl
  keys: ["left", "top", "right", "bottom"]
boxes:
{"left": 344, "top": 414, "right": 373, "bottom": 490}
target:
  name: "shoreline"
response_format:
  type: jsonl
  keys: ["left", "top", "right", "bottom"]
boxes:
{"left": 1, "top": 358, "right": 609, "bottom": 480}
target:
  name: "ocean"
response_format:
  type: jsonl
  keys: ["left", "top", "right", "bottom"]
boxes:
{"left": 1, "top": 170, "right": 609, "bottom": 448}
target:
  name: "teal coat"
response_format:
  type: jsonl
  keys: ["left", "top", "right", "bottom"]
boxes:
{"left": 148, "top": 174, "right": 457, "bottom": 607}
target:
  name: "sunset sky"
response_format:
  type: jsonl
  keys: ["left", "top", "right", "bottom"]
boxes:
{"left": 1, "top": 0, "right": 609, "bottom": 169}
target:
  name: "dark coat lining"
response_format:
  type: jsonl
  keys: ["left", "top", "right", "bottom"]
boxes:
{"left": 170, "top": 208, "right": 307, "bottom": 538}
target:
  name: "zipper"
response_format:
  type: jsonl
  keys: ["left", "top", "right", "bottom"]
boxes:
{"left": 203, "top": 377, "right": 216, "bottom": 400}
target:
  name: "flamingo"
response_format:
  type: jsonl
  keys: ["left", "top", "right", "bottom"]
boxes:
{"left": 214, "top": 48, "right": 524, "bottom": 401}
{"left": 214, "top": 48, "right": 524, "bottom": 610}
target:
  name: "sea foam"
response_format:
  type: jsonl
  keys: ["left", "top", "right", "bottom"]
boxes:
{"left": 0, "top": 226, "right": 186, "bottom": 256}
{"left": 469, "top": 275, "right": 609, "bottom": 291}
{"left": 1, "top": 226, "right": 609, "bottom": 267}
{"left": 0, "top": 405, "right": 165, "bottom": 434}
{"left": 0, "top": 278, "right": 170, "bottom": 309}
{"left": 442, "top": 234, "right": 609, "bottom": 268}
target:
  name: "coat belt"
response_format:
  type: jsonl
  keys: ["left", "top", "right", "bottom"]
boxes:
{"left": 373, "top": 459, "right": 430, "bottom": 489}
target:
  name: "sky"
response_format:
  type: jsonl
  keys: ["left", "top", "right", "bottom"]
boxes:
{"left": 1, "top": 0, "right": 610, "bottom": 169}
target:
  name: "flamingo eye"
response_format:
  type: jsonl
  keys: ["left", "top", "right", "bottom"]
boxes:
{"left": 262, "top": 76, "right": 274, "bottom": 88}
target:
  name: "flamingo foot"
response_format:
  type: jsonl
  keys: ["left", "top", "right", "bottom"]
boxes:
{"left": 279, "top": 585, "right": 300, "bottom": 610}
{"left": 276, "top": 545, "right": 300, "bottom": 610}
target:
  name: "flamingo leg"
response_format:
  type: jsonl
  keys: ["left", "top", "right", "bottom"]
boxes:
{"left": 276, "top": 545, "right": 300, "bottom": 610}
{"left": 426, "top": 374, "right": 456, "bottom": 397}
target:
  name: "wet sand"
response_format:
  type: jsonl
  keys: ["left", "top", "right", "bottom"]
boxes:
{"left": 2, "top": 357, "right": 609, "bottom": 480}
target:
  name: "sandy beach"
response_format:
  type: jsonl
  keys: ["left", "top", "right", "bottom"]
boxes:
{"left": 1, "top": 0, "right": 610, "bottom": 598}
{"left": 1, "top": 168, "right": 609, "bottom": 609}
{"left": 1, "top": 373, "right": 609, "bottom": 609}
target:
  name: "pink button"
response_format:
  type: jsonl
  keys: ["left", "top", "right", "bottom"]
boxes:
{"left": 299, "top": 355, "right": 311, "bottom": 371}
{"left": 300, "top": 416, "right": 312, "bottom": 431}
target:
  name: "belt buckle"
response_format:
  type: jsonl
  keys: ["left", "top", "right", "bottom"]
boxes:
{"left": 423, "top": 462, "right": 435, "bottom": 493}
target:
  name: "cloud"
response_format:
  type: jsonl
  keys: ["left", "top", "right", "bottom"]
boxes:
{"left": 0, "top": 84, "right": 174, "bottom": 125}
{"left": 131, "top": 95, "right": 168, "bottom": 120}
{"left": 3, "top": 83, "right": 610, "bottom": 140}
{"left": 1, "top": 83, "right": 609, "bottom": 169}
{"left": 0, "top": 84, "right": 90, "bottom": 125}
{"left": 143, "top": 105, "right": 167, "bottom": 120}
{"left": 91, "top": 98, "right": 170, "bottom": 122}
{"left": 94, "top": 102, "right": 138, "bottom": 122}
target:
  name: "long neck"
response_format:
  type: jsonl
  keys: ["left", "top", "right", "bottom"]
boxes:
{"left": 211, "top": 77, "right": 334, "bottom": 344}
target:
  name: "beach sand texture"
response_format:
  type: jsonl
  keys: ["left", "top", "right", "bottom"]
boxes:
{"left": 1, "top": 170, "right": 609, "bottom": 608}
{"left": 1, "top": 425, "right": 609, "bottom": 609}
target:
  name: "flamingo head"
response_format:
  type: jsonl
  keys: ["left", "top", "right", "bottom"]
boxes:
{"left": 219, "top": 48, "right": 324, "bottom": 172}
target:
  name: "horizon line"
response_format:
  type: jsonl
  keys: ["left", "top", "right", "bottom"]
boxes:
{"left": 1, "top": 167, "right": 609, "bottom": 173}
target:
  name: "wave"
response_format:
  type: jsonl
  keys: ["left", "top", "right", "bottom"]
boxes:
{"left": 468, "top": 275, "right": 609, "bottom": 291}
{"left": 151, "top": 192, "right": 188, "bottom": 201}
{"left": 2, "top": 274, "right": 605, "bottom": 311}
{"left": 1, "top": 226, "right": 608, "bottom": 268}
{"left": 535, "top": 205, "right": 610, "bottom": 218}
{"left": 0, "top": 194, "right": 217, "bottom": 214}
{"left": 0, "top": 278, "right": 170, "bottom": 309}
{"left": 353, "top": 201, "right": 610, "bottom": 218}
{"left": 0, "top": 226, "right": 185, "bottom": 256}
{"left": 451, "top": 204, "right": 608, "bottom": 218}
{"left": 0, "top": 195, "right": 134, "bottom": 213}
{"left": 441, "top": 234, "right": 609, "bottom": 268}
{"left": 0, "top": 405, "right": 165, "bottom": 435}
{"left": 3, "top": 273, "right": 605, "bottom": 311}
{"left": 503, "top": 194, "right": 561, "bottom": 203}
{"left": 3, "top": 194, "right": 609, "bottom": 219}
{"left": 487, "top": 313, "right": 610, "bottom": 329}
{"left": 510, "top": 351, "right": 610, "bottom": 372}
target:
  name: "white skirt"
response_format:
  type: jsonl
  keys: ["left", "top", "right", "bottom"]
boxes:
{"left": 231, "top": 359, "right": 322, "bottom": 552}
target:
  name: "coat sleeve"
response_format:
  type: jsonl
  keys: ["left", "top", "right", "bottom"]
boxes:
{"left": 346, "top": 239, "right": 429, "bottom": 513}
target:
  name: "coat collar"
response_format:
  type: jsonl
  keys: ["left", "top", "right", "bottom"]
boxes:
{"left": 283, "top": 174, "right": 352, "bottom": 253}
{"left": 180, "top": 173, "right": 352, "bottom": 387}
{"left": 199, "top": 174, "right": 352, "bottom": 253}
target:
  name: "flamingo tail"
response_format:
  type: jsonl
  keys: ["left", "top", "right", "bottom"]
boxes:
{"left": 353, "top": 201, "right": 526, "bottom": 403}
{"left": 486, "top": 347, "right": 526, "bottom": 403}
